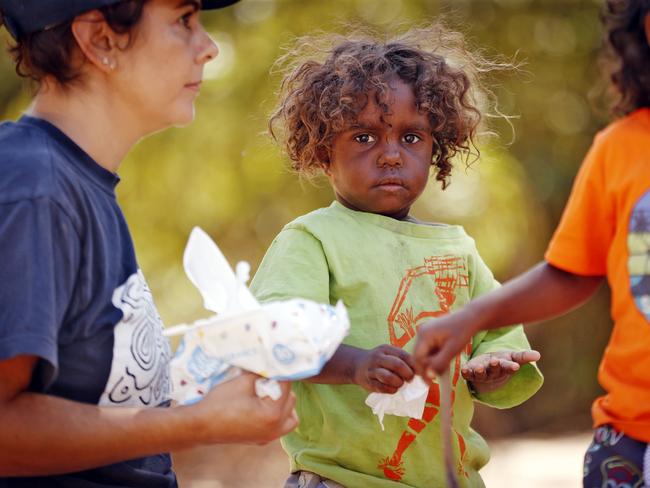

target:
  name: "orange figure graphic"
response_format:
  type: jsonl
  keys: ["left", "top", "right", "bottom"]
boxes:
{"left": 379, "top": 256, "right": 471, "bottom": 481}
{"left": 387, "top": 256, "right": 469, "bottom": 348}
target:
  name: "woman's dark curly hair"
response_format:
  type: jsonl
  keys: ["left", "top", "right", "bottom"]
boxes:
{"left": 601, "top": 0, "right": 650, "bottom": 115}
{"left": 269, "top": 24, "right": 508, "bottom": 189}
{"left": 0, "top": 0, "right": 147, "bottom": 87}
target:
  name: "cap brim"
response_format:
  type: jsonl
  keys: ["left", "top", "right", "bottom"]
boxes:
{"left": 202, "top": 0, "right": 240, "bottom": 9}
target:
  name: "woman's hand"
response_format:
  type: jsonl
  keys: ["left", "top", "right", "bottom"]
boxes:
{"left": 187, "top": 372, "right": 298, "bottom": 445}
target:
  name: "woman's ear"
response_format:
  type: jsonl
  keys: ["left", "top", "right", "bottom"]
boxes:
{"left": 71, "top": 10, "right": 125, "bottom": 73}
{"left": 645, "top": 13, "right": 650, "bottom": 47}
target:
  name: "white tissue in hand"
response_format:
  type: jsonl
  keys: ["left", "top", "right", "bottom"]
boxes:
{"left": 168, "top": 227, "right": 349, "bottom": 405}
{"left": 255, "top": 378, "right": 283, "bottom": 400}
{"left": 365, "top": 376, "right": 429, "bottom": 430}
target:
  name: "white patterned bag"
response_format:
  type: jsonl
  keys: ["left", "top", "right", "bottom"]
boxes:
{"left": 166, "top": 227, "right": 349, "bottom": 405}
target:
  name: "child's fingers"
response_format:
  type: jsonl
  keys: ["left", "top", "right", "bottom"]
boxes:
{"left": 510, "top": 350, "right": 541, "bottom": 365}
{"left": 367, "top": 375, "right": 400, "bottom": 394}
{"left": 461, "top": 356, "right": 490, "bottom": 374}
{"left": 482, "top": 360, "right": 519, "bottom": 381}
{"left": 497, "top": 359, "right": 520, "bottom": 372}
{"left": 462, "top": 353, "right": 526, "bottom": 391}
{"left": 461, "top": 367, "right": 475, "bottom": 383}
{"left": 418, "top": 337, "right": 463, "bottom": 376}
{"left": 371, "top": 367, "right": 406, "bottom": 389}
{"left": 401, "top": 351, "right": 418, "bottom": 372}
{"left": 469, "top": 364, "right": 489, "bottom": 382}
{"left": 380, "top": 346, "right": 417, "bottom": 373}
{"left": 379, "top": 354, "right": 415, "bottom": 381}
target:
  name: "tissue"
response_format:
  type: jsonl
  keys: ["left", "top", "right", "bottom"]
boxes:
{"left": 365, "top": 375, "right": 429, "bottom": 430}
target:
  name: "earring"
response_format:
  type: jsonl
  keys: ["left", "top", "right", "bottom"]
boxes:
{"left": 101, "top": 57, "right": 116, "bottom": 70}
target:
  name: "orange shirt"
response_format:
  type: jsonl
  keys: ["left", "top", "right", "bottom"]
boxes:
{"left": 546, "top": 108, "right": 650, "bottom": 442}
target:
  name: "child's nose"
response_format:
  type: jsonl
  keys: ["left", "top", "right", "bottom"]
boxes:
{"left": 378, "top": 144, "right": 402, "bottom": 167}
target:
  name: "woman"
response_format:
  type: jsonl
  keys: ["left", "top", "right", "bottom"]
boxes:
{"left": 0, "top": 1, "right": 297, "bottom": 487}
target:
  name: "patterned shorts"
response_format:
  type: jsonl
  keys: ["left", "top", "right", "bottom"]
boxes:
{"left": 583, "top": 425, "right": 650, "bottom": 488}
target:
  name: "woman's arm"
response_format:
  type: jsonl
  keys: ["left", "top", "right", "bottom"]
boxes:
{"left": 0, "top": 355, "right": 297, "bottom": 476}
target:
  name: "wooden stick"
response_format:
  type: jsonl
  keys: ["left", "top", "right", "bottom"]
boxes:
{"left": 438, "top": 368, "right": 459, "bottom": 488}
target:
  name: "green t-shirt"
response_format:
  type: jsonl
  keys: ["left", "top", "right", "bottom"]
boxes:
{"left": 251, "top": 201, "right": 542, "bottom": 488}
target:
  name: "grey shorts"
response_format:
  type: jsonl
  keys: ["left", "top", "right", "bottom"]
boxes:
{"left": 284, "top": 471, "right": 346, "bottom": 488}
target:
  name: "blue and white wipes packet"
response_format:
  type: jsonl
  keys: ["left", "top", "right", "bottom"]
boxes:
{"left": 166, "top": 228, "right": 349, "bottom": 405}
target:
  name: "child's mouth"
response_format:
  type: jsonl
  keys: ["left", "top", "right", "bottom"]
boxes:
{"left": 375, "top": 177, "right": 406, "bottom": 190}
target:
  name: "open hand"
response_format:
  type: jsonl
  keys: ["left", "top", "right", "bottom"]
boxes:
{"left": 462, "top": 350, "right": 540, "bottom": 394}
{"left": 353, "top": 344, "right": 415, "bottom": 394}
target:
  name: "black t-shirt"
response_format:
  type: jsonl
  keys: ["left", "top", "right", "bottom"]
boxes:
{"left": 0, "top": 116, "right": 176, "bottom": 487}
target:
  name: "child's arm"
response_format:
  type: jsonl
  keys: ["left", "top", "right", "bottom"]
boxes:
{"left": 425, "top": 250, "right": 550, "bottom": 407}
{"left": 415, "top": 262, "right": 603, "bottom": 375}
{"left": 416, "top": 131, "right": 613, "bottom": 377}
{"left": 307, "top": 343, "right": 415, "bottom": 394}
{"left": 251, "top": 226, "right": 417, "bottom": 394}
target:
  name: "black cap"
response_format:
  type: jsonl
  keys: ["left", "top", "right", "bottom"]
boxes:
{"left": 0, "top": 0, "right": 239, "bottom": 40}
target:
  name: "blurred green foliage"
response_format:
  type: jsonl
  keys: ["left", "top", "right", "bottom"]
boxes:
{"left": 0, "top": 0, "right": 612, "bottom": 437}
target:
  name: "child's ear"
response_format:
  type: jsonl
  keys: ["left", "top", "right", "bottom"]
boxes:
{"left": 319, "top": 161, "right": 331, "bottom": 176}
{"left": 316, "top": 147, "right": 331, "bottom": 175}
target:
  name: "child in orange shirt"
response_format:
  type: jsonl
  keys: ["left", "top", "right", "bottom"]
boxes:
{"left": 414, "top": 1, "right": 650, "bottom": 485}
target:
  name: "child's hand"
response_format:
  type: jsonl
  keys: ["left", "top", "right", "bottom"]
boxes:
{"left": 462, "top": 350, "right": 540, "bottom": 394}
{"left": 353, "top": 345, "right": 416, "bottom": 394}
{"left": 414, "top": 313, "right": 478, "bottom": 377}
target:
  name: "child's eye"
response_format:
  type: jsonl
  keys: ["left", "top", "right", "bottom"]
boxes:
{"left": 354, "top": 134, "right": 375, "bottom": 144}
{"left": 403, "top": 134, "right": 422, "bottom": 144}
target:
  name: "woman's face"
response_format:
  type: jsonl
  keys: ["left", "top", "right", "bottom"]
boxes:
{"left": 112, "top": 0, "right": 218, "bottom": 132}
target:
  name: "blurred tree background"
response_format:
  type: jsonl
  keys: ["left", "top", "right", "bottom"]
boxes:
{"left": 0, "top": 0, "right": 611, "bottom": 438}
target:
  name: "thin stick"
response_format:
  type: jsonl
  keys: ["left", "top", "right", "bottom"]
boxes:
{"left": 438, "top": 368, "right": 459, "bottom": 488}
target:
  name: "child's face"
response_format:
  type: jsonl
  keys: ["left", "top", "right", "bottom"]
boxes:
{"left": 324, "top": 79, "right": 434, "bottom": 220}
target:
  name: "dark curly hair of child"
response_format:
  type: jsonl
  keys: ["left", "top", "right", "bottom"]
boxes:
{"left": 269, "top": 24, "right": 507, "bottom": 189}
{"left": 601, "top": 0, "right": 650, "bottom": 116}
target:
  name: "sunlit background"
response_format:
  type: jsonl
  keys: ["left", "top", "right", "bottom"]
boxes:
{"left": 0, "top": 0, "right": 611, "bottom": 485}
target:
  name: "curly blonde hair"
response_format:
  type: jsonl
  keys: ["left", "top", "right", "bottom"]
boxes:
{"left": 269, "top": 24, "right": 507, "bottom": 189}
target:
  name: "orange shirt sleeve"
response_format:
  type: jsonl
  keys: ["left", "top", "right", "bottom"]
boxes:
{"left": 545, "top": 132, "right": 615, "bottom": 276}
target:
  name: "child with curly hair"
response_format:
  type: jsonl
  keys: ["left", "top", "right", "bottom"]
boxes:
{"left": 250, "top": 25, "right": 543, "bottom": 488}
{"left": 414, "top": 2, "right": 650, "bottom": 486}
